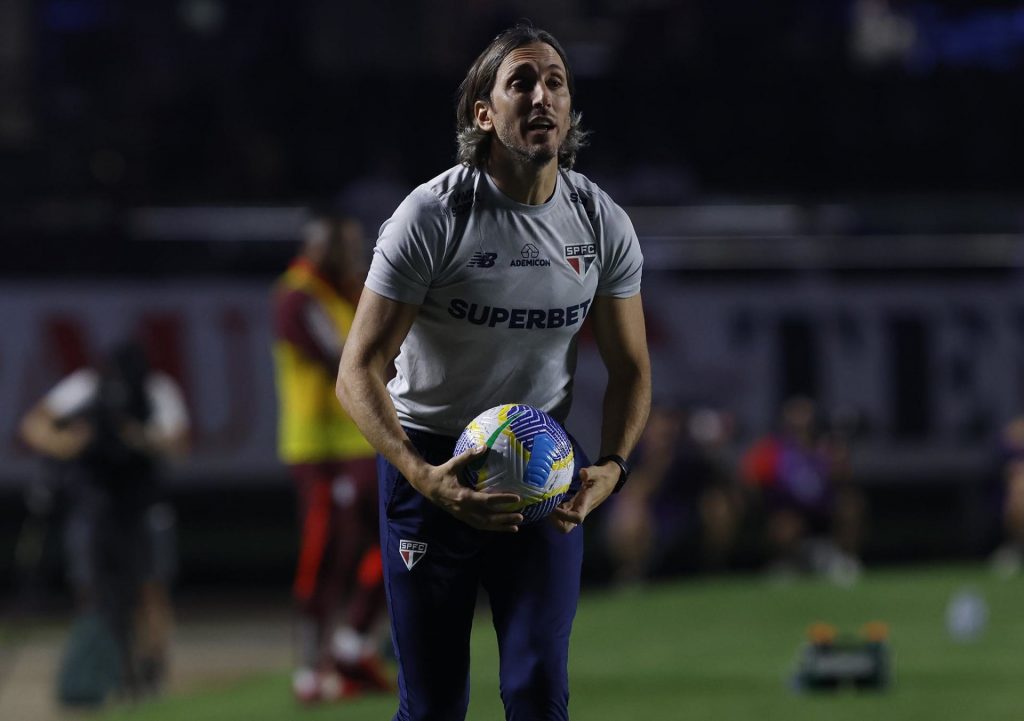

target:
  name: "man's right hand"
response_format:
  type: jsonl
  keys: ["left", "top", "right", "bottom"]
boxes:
{"left": 415, "top": 446, "right": 524, "bottom": 532}
{"left": 51, "top": 420, "right": 95, "bottom": 460}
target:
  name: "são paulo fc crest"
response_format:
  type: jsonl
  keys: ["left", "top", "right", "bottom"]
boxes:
{"left": 564, "top": 243, "right": 597, "bottom": 277}
{"left": 399, "top": 539, "right": 427, "bottom": 570}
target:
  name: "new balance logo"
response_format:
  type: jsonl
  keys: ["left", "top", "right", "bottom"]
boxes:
{"left": 467, "top": 252, "right": 497, "bottom": 268}
{"left": 399, "top": 540, "right": 427, "bottom": 570}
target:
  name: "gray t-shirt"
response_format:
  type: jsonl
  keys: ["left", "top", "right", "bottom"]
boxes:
{"left": 366, "top": 164, "right": 643, "bottom": 436}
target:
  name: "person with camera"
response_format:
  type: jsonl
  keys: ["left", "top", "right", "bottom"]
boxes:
{"left": 19, "top": 340, "right": 189, "bottom": 704}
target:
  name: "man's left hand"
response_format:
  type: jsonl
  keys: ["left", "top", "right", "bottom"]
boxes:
{"left": 549, "top": 462, "right": 619, "bottom": 533}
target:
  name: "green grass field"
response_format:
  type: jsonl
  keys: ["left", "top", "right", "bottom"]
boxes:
{"left": 98, "top": 564, "right": 1023, "bottom": 721}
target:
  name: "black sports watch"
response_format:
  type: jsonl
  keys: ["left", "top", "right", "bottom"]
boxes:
{"left": 596, "top": 454, "right": 630, "bottom": 493}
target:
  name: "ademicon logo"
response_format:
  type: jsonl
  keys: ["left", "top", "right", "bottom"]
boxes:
{"left": 511, "top": 243, "right": 550, "bottom": 267}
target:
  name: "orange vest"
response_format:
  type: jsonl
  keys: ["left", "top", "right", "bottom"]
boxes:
{"left": 272, "top": 262, "right": 374, "bottom": 463}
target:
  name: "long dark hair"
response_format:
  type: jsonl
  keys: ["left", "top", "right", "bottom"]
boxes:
{"left": 456, "top": 23, "right": 590, "bottom": 170}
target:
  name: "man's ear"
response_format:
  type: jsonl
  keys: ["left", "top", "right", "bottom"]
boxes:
{"left": 473, "top": 100, "right": 493, "bottom": 132}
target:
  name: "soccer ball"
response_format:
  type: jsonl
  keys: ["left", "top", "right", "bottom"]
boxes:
{"left": 454, "top": 403, "right": 574, "bottom": 524}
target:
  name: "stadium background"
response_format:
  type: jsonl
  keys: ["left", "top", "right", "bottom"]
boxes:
{"left": 2, "top": 0, "right": 1024, "bottom": 718}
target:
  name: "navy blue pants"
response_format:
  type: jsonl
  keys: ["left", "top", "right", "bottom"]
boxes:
{"left": 378, "top": 428, "right": 587, "bottom": 721}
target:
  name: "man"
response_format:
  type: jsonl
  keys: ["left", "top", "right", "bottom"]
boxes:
{"left": 990, "top": 416, "right": 1024, "bottom": 577}
{"left": 604, "top": 404, "right": 743, "bottom": 583}
{"left": 272, "top": 210, "right": 390, "bottom": 702}
{"left": 740, "top": 395, "right": 864, "bottom": 583}
{"left": 19, "top": 340, "right": 189, "bottom": 703}
{"left": 336, "top": 24, "right": 651, "bottom": 721}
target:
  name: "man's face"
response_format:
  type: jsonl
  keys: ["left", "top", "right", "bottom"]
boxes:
{"left": 326, "top": 218, "right": 365, "bottom": 275}
{"left": 476, "top": 42, "right": 571, "bottom": 167}
{"left": 308, "top": 218, "right": 365, "bottom": 278}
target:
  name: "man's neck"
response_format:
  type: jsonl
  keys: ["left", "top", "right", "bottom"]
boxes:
{"left": 485, "top": 152, "right": 558, "bottom": 206}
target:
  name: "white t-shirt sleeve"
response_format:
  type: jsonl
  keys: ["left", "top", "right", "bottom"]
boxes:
{"left": 365, "top": 187, "right": 450, "bottom": 305}
{"left": 596, "top": 198, "right": 643, "bottom": 298}
{"left": 146, "top": 373, "right": 190, "bottom": 438}
{"left": 43, "top": 369, "right": 99, "bottom": 419}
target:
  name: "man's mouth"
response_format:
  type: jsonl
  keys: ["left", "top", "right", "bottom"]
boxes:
{"left": 527, "top": 118, "right": 556, "bottom": 132}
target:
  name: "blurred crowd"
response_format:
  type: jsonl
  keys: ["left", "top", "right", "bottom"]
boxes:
{"left": 3, "top": 0, "right": 1024, "bottom": 211}
{"left": 599, "top": 395, "right": 864, "bottom": 586}
{"left": 598, "top": 394, "right": 1024, "bottom": 588}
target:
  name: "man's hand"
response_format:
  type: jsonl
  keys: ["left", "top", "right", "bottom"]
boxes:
{"left": 417, "top": 446, "right": 524, "bottom": 532}
{"left": 45, "top": 420, "right": 95, "bottom": 460}
{"left": 549, "top": 461, "right": 620, "bottom": 533}
{"left": 20, "top": 405, "right": 95, "bottom": 461}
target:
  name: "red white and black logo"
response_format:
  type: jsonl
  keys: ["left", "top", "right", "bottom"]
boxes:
{"left": 399, "top": 539, "right": 427, "bottom": 570}
{"left": 564, "top": 243, "right": 596, "bottom": 277}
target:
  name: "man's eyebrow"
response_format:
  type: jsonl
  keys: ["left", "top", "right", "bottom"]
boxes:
{"left": 505, "top": 61, "right": 566, "bottom": 75}
{"left": 506, "top": 62, "right": 535, "bottom": 75}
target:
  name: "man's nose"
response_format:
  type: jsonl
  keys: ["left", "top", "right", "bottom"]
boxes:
{"left": 531, "top": 82, "right": 551, "bottom": 108}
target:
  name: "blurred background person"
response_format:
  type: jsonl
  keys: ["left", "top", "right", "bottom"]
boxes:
{"left": 271, "top": 208, "right": 390, "bottom": 703}
{"left": 740, "top": 396, "right": 865, "bottom": 584}
{"left": 18, "top": 339, "right": 189, "bottom": 705}
{"left": 989, "top": 415, "right": 1024, "bottom": 577}
{"left": 603, "top": 403, "right": 745, "bottom": 585}
{"left": 335, "top": 153, "right": 410, "bottom": 243}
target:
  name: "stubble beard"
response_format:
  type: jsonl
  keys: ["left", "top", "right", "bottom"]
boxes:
{"left": 494, "top": 124, "right": 558, "bottom": 168}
